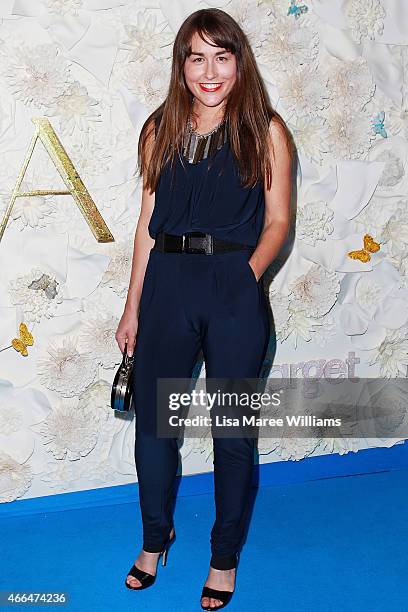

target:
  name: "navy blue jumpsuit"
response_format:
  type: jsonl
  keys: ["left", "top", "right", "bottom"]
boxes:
{"left": 132, "top": 113, "right": 270, "bottom": 570}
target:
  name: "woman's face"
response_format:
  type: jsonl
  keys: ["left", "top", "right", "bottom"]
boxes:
{"left": 183, "top": 31, "right": 237, "bottom": 110}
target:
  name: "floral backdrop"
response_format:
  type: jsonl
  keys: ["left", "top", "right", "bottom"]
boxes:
{"left": 0, "top": 0, "right": 407, "bottom": 504}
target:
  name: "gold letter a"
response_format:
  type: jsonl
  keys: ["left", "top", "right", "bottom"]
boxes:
{"left": 0, "top": 117, "right": 114, "bottom": 243}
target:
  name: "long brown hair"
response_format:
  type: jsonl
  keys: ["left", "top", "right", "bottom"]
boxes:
{"left": 138, "top": 8, "right": 294, "bottom": 193}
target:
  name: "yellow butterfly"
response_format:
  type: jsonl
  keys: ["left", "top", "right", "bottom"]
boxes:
{"left": 11, "top": 323, "right": 34, "bottom": 357}
{"left": 348, "top": 234, "right": 380, "bottom": 263}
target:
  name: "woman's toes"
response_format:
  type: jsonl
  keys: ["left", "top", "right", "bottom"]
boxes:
{"left": 127, "top": 576, "right": 141, "bottom": 588}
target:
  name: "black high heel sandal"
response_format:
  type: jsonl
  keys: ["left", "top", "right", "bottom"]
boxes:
{"left": 200, "top": 553, "right": 238, "bottom": 610}
{"left": 125, "top": 529, "right": 176, "bottom": 591}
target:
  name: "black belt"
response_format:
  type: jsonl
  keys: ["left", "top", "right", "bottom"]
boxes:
{"left": 153, "top": 231, "right": 253, "bottom": 255}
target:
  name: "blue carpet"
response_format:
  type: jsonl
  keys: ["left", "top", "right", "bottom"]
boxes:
{"left": 1, "top": 467, "right": 408, "bottom": 611}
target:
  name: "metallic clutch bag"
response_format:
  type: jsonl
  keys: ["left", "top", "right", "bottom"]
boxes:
{"left": 111, "top": 348, "right": 134, "bottom": 412}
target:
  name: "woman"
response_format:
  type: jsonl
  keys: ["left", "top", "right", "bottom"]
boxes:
{"left": 115, "top": 8, "right": 293, "bottom": 610}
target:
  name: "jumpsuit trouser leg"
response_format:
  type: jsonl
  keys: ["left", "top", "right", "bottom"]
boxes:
{"left": 132, "top": 246, "right": 270, "bottom": 568}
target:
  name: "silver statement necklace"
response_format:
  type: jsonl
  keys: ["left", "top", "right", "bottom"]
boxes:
{"left": 182, "top": 114, "right": 228, "bottom": 164}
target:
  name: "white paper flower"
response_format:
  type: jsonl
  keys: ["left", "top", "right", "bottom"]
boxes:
{"left": 0, "top": 406, "right": 24, "bottom": 435}
{"left": 324, "top": 106, "right": 376, "bottom": 159}
{"left": 327, "top": 58, "right": 375, "bottom": 111}
{"left": 8, "top": 268, "right": 65, "bottom": 323}
{"left": 225, "top": 0, "right": 274, "bottom": 53}
{"left": 381, "top": 201, "right": 408, "bottom": 259}
{"left": 181, "top": 433, "right": 214, "bottom": 464}
{"left": 45, "top": 0, "right": 83, "bottom": 16}
{"left": 261, "top": 436, "right": 320, "bottom": 461}
{"left": 289, "top": 265, "right": 340, "bottom": 318}
{"left": 122, "top": 54, "right": 171, "bottom": 111}
{"left": 57, "top": 127, "right": 114, "bottom": 178}
{"left": 48, "top": 81, "right": 101, "bottom": 135}
{"left": 74, "top": 457, "right": 120, "bottom": 483}
{"left": 352, "top": 195, "right": 398, "bottom": 240}
{"left": 78, "top": 380, "right": 112, "bottom": 424}
{"left": 11, "top": 194, "right": 56, "bottom": 229}
{"left": 269, "top": 291, "right": 292, "bottom": 342}
{"left": 373, "top": 148, "right": 405, "bottom": 189}
{"left": 0, "top": 451, "right": 32, "bottom": 503}
{"left": 39, "top": 460, "right": 85, "bottom": 490}
{"left": 282, "top": 305, "right": 324, "bottom": 347}
{"left": 37, "top": 337, "right": 98, "bottom": 397}
{"left": 290, "top": 115, "right": 329, "bottom": 163}
{"left": 259, "top": 15, "right": 319, "bottom": 70}
{"left": 6, "top": 154, "right": 61, "bottom": 231}
{"left": 0, "top": 42, "right": 71, "bottom": 109}
{"left": 296, "top": 201, "right": 334, "bottom": 246}
{"left": 356, "top": 274, "right": 383, "bottom": 318}
{"left": 319, "top": 436, "right": 364, "bottom": 456}
{"left": 78, "top": 312, "right": 121, "bottom": 369}
{"left": 345, "top": 0, "right": 386, "bottom": 44}
{"left": 358, "top": 379, "right": 408, "bottom": 440}
{"left": 269, "top": 266, "right": 340, "bottom": 347}
{"left": 339, "top": 261, "right": 408, "bottom": 342}
{"left": 100, "top": 238, "right": 133, "bottom": 298}
{"left": 307, "top": 312, "right": 337, "bottom": 348}
{"left": 275, "top": 65, "right": 329, "bottom": 116}
{"left": 120, "top": 11, "right": 173, "bottom": 62}
{"left": 38, "top": 399, "right": 99, "bottom": 460}
{"left": 368, "top": 327, "right": 408, "bottom": 377}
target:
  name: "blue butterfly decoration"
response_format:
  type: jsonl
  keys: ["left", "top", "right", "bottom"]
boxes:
{"left": 288, "top": 0, "right": 308, "bottom": 19}
{"left": 372, "top": 111, "right": 387, "bottom": 138}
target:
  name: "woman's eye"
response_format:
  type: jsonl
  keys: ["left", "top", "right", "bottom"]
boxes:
{"left": 192, "top": 56, "right": 228, "bottom": 62}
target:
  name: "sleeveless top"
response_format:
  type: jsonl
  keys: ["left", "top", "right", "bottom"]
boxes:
{"left": 148, "top": 113, "right": 265, "bottom": 248}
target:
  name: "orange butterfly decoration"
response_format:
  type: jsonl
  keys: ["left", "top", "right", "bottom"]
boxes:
{"left": 348, "top": 234, "right": 380, "bottom": 263}
{"left": 11, "top": 323, "right": 34, "bottom": 356}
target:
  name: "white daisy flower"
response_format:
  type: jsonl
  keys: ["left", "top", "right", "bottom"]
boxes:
{"left": 48, "top": 81, "right": 101, "bottom": 135}
{"left": 0, "top": 42, "right": 71, "bottom": 109}
{"left": 120, "top": 10, "right": 173, "bottom": 62}
{"left": 368, "top": 327, "right": 408, "bottom": 377}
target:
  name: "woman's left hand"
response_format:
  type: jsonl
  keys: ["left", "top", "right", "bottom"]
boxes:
{"left": 248, "top": 260, "right": 260, "bottom": 282}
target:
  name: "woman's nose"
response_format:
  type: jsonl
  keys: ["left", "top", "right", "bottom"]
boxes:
{"left": 204, "top": 62, "right": 217, "bottom": 80}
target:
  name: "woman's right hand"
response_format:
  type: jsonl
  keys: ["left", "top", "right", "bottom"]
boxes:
{"left": 115, "top": 309, "right": 138, "bottom": 357}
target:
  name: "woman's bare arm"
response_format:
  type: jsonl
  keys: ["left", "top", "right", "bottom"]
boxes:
{"left": 115, "top": 119, "right": 156, "bottom": 355}
{"left": 248, "top": 120, "right": 292, "bottom": 280}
